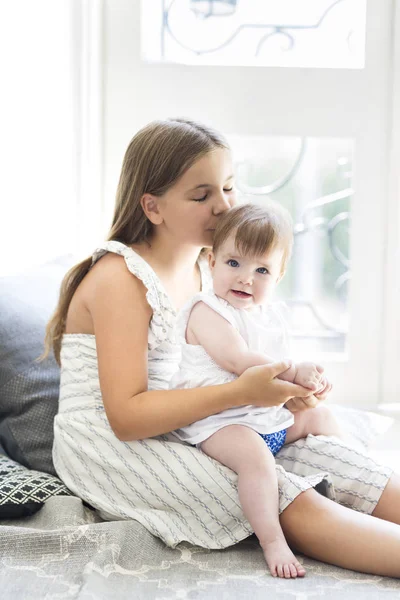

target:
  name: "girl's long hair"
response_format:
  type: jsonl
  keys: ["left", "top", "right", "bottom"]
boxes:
{"left": 42, "top": 118, "right": 229, "bottom": 364}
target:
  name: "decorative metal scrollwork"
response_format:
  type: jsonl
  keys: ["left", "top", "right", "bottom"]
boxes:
{"left": 235, "top": 143, "right": 352, "bottom": 345}
{"left": 236, "top": 139, "right": 307, "bottom": 196}
{"left": 162, "top": 0, "right": 350, "bottom": 58}
{"left": 190, "top": 0, "right": 238, "bottom": 19}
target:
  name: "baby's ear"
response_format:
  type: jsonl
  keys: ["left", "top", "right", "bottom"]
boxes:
{"left": 140, "top": 194, "right": 163, "bottom": 225}
{"left": 208, "top": 251, "right": 216, "bottom": 270}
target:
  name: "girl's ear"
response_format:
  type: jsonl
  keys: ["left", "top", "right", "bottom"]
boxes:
{"left": 140, "top": 194, "right": 163, "bottom": 225}
{"left": 208, "top": 251, "right": 216, "bottom": 271}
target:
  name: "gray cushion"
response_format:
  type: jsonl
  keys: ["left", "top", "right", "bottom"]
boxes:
{"left": 0, "top": 454, "right": 72, "bottom": 519}
{"left": 0, "top": 256, "right": 76, "bottom": 475}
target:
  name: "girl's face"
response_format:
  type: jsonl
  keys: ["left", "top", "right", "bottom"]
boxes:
{"left": 209, "top": 233, "right": 284, "bottom": 310}
{"left": 154, "top": 148, "right": 236, "bottom": 248}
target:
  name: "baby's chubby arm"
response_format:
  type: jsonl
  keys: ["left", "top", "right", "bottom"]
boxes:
{"left": 187, "top": 303, "right": 326, "bottom": 396}
{"left": 187, "top": 302, "right": 291, "bottom": 377}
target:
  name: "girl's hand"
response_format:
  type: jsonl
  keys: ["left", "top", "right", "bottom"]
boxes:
{"left": 234, "top": 360, "right": 314, "bottom": 408}
{"left": 285, "top": 395, "right": 319, "bottom": 413}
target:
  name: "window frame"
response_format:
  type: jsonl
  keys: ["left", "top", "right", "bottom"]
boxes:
{"left": 381, "top": 0, "right": 400, "bottom": 408}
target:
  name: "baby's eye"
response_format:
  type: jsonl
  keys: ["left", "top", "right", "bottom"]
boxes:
{"left": 256, "top": 267, "right": 269, "bottom": 275}
{"left": 223, "top": 187, "right": 233, "bottom": 192}
{"left": 227, "top": 259, "right": 239, "bottom": 268}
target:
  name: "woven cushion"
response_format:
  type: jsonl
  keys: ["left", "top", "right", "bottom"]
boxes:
{"left": 0, "top": 454, "right": 72, "bottom": 519}
{"left": 0, "top": 255, "right": 76, "bottom": 475}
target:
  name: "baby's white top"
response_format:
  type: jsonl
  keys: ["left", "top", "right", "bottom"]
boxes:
{"left": 170, "top": 291, "right": 294, "bottom": 445}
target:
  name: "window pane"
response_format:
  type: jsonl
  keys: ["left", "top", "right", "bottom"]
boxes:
{"left": 141, "top": 0, "right": 366, "bottom": 68}
{"left": 227, "top": 135, "right": 353, "bottom": 356}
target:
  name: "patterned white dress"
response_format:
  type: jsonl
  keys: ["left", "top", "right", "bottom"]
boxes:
{"left": 53, "top": 241, "right": 393, "bottom": 549}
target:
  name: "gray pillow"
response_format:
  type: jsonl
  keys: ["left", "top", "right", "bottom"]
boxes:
{"left": 0, "top": 256, "right": 76, "bottom": 475}
{"left": 0, "top": 453, "right": 73, "bottom": 519}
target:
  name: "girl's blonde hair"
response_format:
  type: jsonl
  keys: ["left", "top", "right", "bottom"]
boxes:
{"left": 42, "top": 118, "right": 229, "bottom": 364}
{"left": 212, "top": 202, "right": 293, "bottom": 275}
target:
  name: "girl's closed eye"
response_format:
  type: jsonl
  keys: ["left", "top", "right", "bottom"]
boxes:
{"left": 192, "top": 194, "right": 208, "bottom": 202}
{"left": 193, "top": 186, "right": 233, "bottom": 202}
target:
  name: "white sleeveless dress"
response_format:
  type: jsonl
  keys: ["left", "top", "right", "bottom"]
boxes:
{"left": 170, "top": 291, "right": 294, "bottom": 446}
{"left": 53, "top": 241, "right": 393, "bottom": 549}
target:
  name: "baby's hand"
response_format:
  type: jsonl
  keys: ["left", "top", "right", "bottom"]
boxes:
{"left": 315, "top": 375, "right": 332, "bottom": 400}
{"left": 294, "top": 362, "right": 324, "bottom": 393}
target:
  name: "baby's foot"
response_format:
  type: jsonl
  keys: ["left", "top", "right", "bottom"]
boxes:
{"left": 261, "top": 536, "right": 306, "bottom": 578}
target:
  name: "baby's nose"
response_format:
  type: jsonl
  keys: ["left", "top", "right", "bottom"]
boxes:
{"left": 238, "top": 272, "right": 253, "bottom": 285}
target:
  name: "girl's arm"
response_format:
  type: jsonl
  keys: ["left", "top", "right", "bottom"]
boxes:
{"left": 187, "top": 301, "right": 297, "bottom": 379}
{"left": 86, "top": 255, "right": 312, "bottom": 441}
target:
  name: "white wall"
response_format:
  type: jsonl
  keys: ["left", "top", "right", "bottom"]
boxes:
{"left": 0, "top": 1, "right": 79, "bottom": 275}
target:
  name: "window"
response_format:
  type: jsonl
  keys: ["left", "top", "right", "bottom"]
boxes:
{"left": 141, "top": 0, "right": 366, "bottom": 68}
{"left": 228, "top": 135, "right": 353, "bottom": 357}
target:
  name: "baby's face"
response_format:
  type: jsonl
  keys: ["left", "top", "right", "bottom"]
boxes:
{"left": 209, "top": 234, "right": 284, "bottom": 310}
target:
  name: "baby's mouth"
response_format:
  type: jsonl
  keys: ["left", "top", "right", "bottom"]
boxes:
{"left": 231, "top": 290, "right": 252, "bottom": 298}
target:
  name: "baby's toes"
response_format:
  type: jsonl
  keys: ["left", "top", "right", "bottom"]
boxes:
{"left": 283, "top": 564, "right": 292, "bottom": 578}
{"left": 295, "top": 562, "right": 306, "bottom": 577}
{"left": 289, "top": 563, "right": 298, "bottom": 578}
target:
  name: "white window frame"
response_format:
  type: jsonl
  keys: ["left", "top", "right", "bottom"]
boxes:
{"left": 381, "top": 0, "right": 400, "bottom": 409}
{"left": 73, "top": 0, "right": 105, "bottom": 257}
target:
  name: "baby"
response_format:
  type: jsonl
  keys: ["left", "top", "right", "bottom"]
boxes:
{"left": 170, "top": 203, "right": 342, "bottom": 579}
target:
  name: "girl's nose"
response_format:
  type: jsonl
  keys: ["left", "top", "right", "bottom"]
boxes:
{"left": 213, "top": 192, "right": 234, "bottom": 215}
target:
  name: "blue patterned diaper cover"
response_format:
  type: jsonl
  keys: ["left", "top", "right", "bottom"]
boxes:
{"left": 259, "top": 429, "right": 287, "bottom": 456}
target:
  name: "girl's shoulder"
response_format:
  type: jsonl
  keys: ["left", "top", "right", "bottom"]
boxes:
{"left": 91, "top": 241, "right": 154, "bottom": 285}
{"left": 89, "top": 241, "right": 176, "bottom": 349}
{"left": 65, "top": 251, "right": 147, "bottom": 336}
{"left": 90, "top": 241, "right": 171, "bottom": 313}
{"left": 85, "top": 251, "right": 151, "bottom": 317}
{"left": 84, "top": 249, "right": 149, "bottom": 304}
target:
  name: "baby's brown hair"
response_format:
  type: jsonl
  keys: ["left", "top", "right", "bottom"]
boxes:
{"left": 212, "top": 202, "right": 293, "bottom": 276}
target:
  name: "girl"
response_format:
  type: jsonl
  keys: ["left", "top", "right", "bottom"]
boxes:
{"left": 43, "top": 118, "right": 400, "bottom": 580}
{"left": 170, "top": 202, "right": 343, "bottom": 578}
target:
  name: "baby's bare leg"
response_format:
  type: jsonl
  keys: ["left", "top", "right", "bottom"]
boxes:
{"left": 200, "top": 424, "right": 305, "bottom": 578}
{"left": 285, "top": 405, "right": 343, "bottom": 445}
